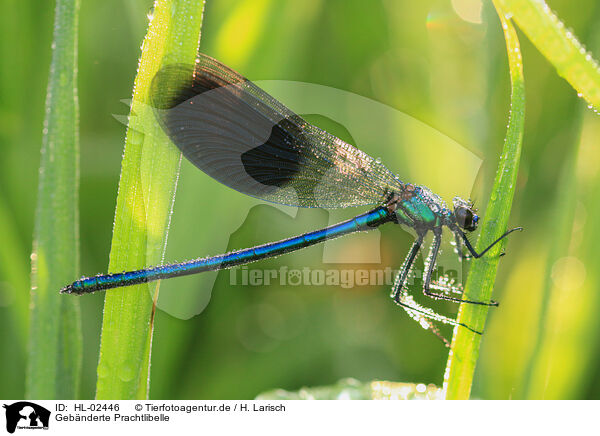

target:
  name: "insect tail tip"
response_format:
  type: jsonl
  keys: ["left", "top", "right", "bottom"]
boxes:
{"left": 60, "top": 283, "right": 80, "bottom": 295}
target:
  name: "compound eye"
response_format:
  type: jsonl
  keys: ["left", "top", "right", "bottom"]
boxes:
{"left": 455, "top": 206, "right": 475, "bottom": 231}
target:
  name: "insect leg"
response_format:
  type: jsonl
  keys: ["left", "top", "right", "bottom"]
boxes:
{"left": 423, "top": 230, "right": 498, "bottom": 306}
{"left": 459, "top": 227, "right": 523, "bottom": 259}
{"left": 390, "top": 234, "right": 481, "bottom": 346}
{"left": 390, "top": 235, "right": 423, "bottom": 303}
{"left": 454, "top": 231, "right": 472, "bottom": 260}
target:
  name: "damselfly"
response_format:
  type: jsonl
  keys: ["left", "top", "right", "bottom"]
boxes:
{"left": 62, "top": 54, "right": 520, "bottom": 343}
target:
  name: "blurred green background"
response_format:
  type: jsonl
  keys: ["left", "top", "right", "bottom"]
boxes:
{"left": 1, "top": 0, "right": 600, "bottom": 399}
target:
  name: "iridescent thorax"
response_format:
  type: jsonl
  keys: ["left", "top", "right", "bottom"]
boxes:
{"left": 385, "top": 184, "right": 453, "bottom": 232}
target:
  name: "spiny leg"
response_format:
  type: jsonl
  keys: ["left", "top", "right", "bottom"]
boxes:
{"left": 428, "top": 233, "right": 464, "bottom": 297}
{"left": 423, "top": 230, "right": 498, "bottom": 307}
{"left": 453, "top": 231, "right": 471, "bottom": 261}
{"left": 454, "top": 232, "right": 501, "bottom": 260}
{"left": 390, "top": 235, "right": 423, "bottom": 303}
{"left": 390, "top": 235, "right": 481, "bottom": 346}
{"left": 393, "top": 295, "right": 483, "bottom": 346}
{"left": 457, "top": 227, "right": 523, "bottom": 259}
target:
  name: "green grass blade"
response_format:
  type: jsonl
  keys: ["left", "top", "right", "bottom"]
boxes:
{"left": 496, "top": 0, "right": 600, "bottom": 111}
{"left": 27, "top": 0, "right": 82, "bottom": 399}
{"left": 95, "top": 0, "right": 205, "bottom": 400}
{"left": 443, "top": 4, "right": 525, "bottom": 400}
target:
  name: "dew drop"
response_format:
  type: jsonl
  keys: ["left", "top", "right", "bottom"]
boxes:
{"left": 97, "top": 360, "right": 110, "bottom": 378}
{"left": 119, "top": 361, "right": 136, "bottom": 382}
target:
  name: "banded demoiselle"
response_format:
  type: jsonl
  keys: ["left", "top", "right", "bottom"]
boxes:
{"left": 62, "top": 54, "right": 520, "bottom": 342}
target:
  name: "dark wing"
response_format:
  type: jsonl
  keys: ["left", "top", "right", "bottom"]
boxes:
{"left": 149, "top": 53, "right": 404, "bottom": 208}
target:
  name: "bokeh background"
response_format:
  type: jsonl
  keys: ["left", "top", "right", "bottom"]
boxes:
{"left": 1, "top": 0, "right": 600, "bottom": 399}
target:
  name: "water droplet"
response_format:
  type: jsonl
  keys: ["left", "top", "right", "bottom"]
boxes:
{"left": 119, "top": 361, "right": 136, "bottom": 382}
{"left": 97, "top": 360, "right": 110, "bottom": 378}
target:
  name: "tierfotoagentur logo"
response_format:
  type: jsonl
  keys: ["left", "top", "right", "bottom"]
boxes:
{"left": 2, "top": 402, "right": 50, "bottom": 434}
{"left": 229, "top": 265, "right": 459, "bottom": 289}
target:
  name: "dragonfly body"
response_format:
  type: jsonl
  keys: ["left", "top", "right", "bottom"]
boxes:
{"left": 65, "top": 205, "right": 392, "bottom": 294}
{"left": 63, "top": 186, "right": 449, "bottom": 293}
{"left": 62, "top": 54, "right": 519, "bottom": 341}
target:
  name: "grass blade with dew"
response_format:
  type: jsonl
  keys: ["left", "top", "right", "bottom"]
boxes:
{"left": 27, "top": 0, "right": 82, "bottom": 399}
{"left": 443, "top": 2, "right": 525, "bottom": 400}
{"left": 95, "top": 0, "right": 206, "bottom": 400}
{"left": 496, "top": 0, "right": 600, "bottom": 112}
